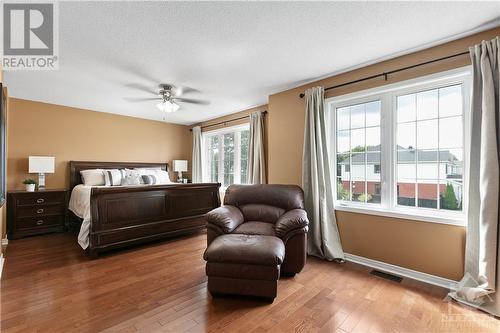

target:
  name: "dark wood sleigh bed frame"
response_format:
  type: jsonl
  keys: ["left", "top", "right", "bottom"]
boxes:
{"left": 69, "top": 161, "right": 221, "bottom": 258}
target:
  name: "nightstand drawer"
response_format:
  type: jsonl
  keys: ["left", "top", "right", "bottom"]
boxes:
{"left": 16, "top": 193, "right": 65, "bottom": 206}
{"left": 16, "top": 216, "right": 63, "bottom": 230}
{"left": 17, "top": 205, "right": 64, "bottom": 218}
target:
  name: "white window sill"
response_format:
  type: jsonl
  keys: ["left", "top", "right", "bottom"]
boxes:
{"left": 334, "top": 204, "right": 466, "bottom": 227}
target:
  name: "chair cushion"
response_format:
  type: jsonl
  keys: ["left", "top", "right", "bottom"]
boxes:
{"left": 239, "top": 204, "right": 285, "bottom": 223}
{"left": 203, "top": 234, "right": 285, "bottom": 266}
{"left": 233, "top": 221, "right": 276, "bottom": 236}
{"left": 224, "top": 184, "right": 305, "bottom": 210}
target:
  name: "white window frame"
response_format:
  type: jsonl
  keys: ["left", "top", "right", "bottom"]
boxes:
{"left": 202, "top": 123, "right": 250, "bottom": 190}
{"left": 327, "top": 67, "right": 471, "bottom": 226}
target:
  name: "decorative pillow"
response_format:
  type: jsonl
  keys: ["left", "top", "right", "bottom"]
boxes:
{"left": 120, "top": 169, "right": 142, "bottom": 185}
{"left": 103, "top": 169, "right": 122, "bottom": 186}
{"left": 141, "top": 174, "right": 158, "bottom": 185}
{"left": 80, "top": 169, "right": 105, "bottom": 186}
{"left": 135, "top": 168, "right": 170, "bottom": 184}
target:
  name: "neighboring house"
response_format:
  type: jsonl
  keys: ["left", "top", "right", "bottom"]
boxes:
{"left": 337, "top": 145, "right": 463, "bottom": 208}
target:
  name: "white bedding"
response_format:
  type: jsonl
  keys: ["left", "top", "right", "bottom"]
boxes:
{"left": 69, "top": 184, "right": 101, "bottom": 249}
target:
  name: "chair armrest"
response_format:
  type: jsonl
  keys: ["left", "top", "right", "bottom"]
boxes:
{"left": 275, "top": 209, "right": 309, "bottom": 239}
{"left": 205, "top": 205, "right": 244, "bottom": 233}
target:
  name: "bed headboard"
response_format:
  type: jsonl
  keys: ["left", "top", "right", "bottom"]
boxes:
{"left": 69, "top": 161, "right": 169, "bottom": 190}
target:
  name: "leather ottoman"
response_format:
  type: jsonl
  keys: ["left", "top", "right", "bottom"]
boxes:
{"left": 203, "top": 234, "right": 285, "bottom": 300}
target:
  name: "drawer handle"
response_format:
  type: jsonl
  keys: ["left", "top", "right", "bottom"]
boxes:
{"left": 36, "top": 208, "right": 44, "bottom": 214}
{"left": 36, "top": 220, "right": 44, "bottom": 225}
{"left": 36, "top": 198, "right": 45, "bottom": 204}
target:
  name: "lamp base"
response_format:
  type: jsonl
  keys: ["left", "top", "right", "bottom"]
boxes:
{"left": 177, "top": 171, "right": 183, "bottom": 183}
{"left": 38, "top": 173, "right": 46, "bottom": 191}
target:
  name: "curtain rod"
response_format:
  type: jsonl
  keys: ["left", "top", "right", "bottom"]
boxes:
{"left": 189, "top": 110, "right": 267, "bottom": 131}
{"left": 298, "top": 51, "right": 470, "bottom": 98}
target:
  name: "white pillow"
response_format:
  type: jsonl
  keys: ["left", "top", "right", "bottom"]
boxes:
{"left": 121, "top": 169, "right": 142, "bottom": 185}
{"left": 135, "top": 167, "right": 161, "bottom": 175}
{"left": 80, "top": 169, "right": 105, "bottom": 186}
{"left": 154, "top": 170, "right": 172, "bottom": 184}
{"left": 103, "top": 169, "right": 122, "bottom": 186}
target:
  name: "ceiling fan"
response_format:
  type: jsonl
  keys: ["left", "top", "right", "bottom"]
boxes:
{"left": 125, "top": 83, "right": 209, "bottom": 113}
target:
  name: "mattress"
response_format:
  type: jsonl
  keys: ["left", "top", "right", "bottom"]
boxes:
{"left": 69, "top": 184, "right": 101, "bottom": 249}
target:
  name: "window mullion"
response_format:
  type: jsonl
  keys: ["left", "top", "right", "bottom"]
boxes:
{"left": 381, "top": 94, "right": 393, "bottom": 210}
{"left": 219, "top": 134, "right": 224, "bottom": 186}
{"left": 202, "top": 135, "right": 207, "bottom": 182}
{"left": 437, "top": 89, "right": 441, "bottom": 210}
{"left": 364, "top": 107, "right": 367, "bottom": 203}
{"left": 235, "top": 131, "right": 241, "bottom": 184}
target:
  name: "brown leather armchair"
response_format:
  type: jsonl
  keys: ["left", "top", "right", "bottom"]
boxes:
{"left": 205, "top": 184, "right": 309, "bottom": 276}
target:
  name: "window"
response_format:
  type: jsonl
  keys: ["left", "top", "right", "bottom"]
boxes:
{"left": 396, "top": 85, "right": 464, "bottom": 211}
{"left": 334, "top": 100, "right": 381, "bottom": 204}
{"left": 203, "top": 125, "right": 250, "bottom": 188}
{"left": 328, "top": 68, "right": 469, "bottom": 224}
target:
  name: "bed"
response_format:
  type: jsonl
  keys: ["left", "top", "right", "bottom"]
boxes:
{"left": 68, "top": 161, "right": 221, "bottom": 258}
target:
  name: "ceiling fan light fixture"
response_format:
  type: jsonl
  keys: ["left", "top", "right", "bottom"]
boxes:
{"left": 156, "top": 100, "right": 180, "bottom": 113}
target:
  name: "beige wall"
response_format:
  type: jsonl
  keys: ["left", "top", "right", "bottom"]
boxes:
{"left": 195, "top": 105, "right": 268, "bottom": 132}
{"left": 7, "top": 99, "right": 192, "bottom": 191}
{"left": 264, "top": 27, "right": 500, "bottom": 281}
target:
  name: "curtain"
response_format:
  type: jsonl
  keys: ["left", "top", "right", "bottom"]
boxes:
{"left": 302, "top": 86, "right": 344, "bottom": 261}
{"left": 248, "top": 111, "right": 267, "bottom": 184}
{"left": 449, "top": 37, "right": 500, "bottom": 316}
{"left": 191, "top": 126, "right": 203, "bottom": 183}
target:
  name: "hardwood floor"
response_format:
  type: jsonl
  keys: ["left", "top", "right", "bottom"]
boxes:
{"left": 1, "top": 233, "right": 498, "bottom": 333}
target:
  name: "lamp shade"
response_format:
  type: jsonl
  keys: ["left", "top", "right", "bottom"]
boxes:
{"left": 29, "top": 156, "right": 55, "bottom": 173}
{"left": 173, "top": 160, "right": 188, "bottom": 172}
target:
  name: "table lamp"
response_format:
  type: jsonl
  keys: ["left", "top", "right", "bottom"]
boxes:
{"left": 173, "top": 160, "right": 188, "bottom": 182}
{"left": 29, "top": 156, "right": 55, "bottom": 190}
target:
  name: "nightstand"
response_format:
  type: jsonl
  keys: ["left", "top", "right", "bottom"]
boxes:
{"left": 7, "top": 189, "right": 67, "bottom": 239}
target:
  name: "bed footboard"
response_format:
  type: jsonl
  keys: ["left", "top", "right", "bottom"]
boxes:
{"left": 88, "top": 183, "right": 220, "bottom": 256}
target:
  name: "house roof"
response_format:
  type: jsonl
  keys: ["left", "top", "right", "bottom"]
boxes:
{"left": 339, "top": 146, "right": 460, "bottom": 164}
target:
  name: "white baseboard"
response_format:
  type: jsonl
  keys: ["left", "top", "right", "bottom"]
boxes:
{"left": 344, "top": 253, "right": 458, "bottom": 291}
{"left": 0, "top": 254, "right": 4, "bottom": 279}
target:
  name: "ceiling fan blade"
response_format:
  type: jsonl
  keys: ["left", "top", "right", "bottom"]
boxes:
{"left": 176, "top": 85, "right": 200, "bottom": 95}
{"left": 124, "top": 97, "right": 160, "bottom": 102}
{"left": 160, "top": 83, "right": 200, "bottom": 96}
{"left": 173, "top": 97, "right": 210, "bottom": 105}
{"left": 125, "top": 83, "right": 157, "bottom": 95}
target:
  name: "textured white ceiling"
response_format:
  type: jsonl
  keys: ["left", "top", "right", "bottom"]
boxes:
{"left": 4, "top": 1, "right": 500, "bottom": 125}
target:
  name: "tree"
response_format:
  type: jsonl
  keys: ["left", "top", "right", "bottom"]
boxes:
{"left": 351, "top": 146, "right": 366, "bottom": 152}
{"left": 358, "top": 193, "right": 372, "bottom": 203}
{"left": 440, "top": 184, "right": 458, "bottom": 210}
{"left": 337, "top": 181, "right": 349, "bottom": 200}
